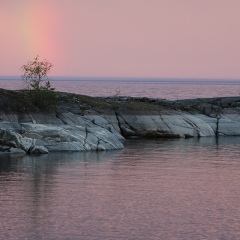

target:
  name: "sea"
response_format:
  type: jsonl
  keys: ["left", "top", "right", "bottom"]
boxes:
{"left": 1, "top": 77, "right": 240, "bottom": 100}
{"left": 1, "top": 78, "right": 240, "bottom": 240}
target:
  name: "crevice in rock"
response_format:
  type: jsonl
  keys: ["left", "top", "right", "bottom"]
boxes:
{"left": 82, "top": 117, "right": 97, "bottom": 126}
{"left": 158, "top": 112, "right": 172, "bottom": 131}
{"left": 55, "top": 112, "right": 71, "bottom": 125}
{"left": 214, "top": 102, "right": 223, "bottom": 138}
{"left": 216, "top": 114, "right": 220, "bottom": 137}
{"left": 183, "top": 117, "right": 200, "bottom": 136}
{"left": 114, "top": 109, "right": 126, "bottom": 137}
{"left": 96, "top": 137, "right": 100, "bottom": 150}
{"left": 118, "top": 114, "right": 137, "bottom": 132}
{"left": 101, "top": 115, "right": 120, "bottom": 133}
{"left": 159, "top": 112, "right": 193, "bottom": 131}
{"left": 83, "top": 126, "right": 89, "bottom": 148}
{"left": 27, "top": 114, "right": 37, "bottom": 124}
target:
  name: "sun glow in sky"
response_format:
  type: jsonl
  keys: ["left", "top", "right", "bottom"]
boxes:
{"left": 1, "top": 0, "right": 240, "bottom": 79}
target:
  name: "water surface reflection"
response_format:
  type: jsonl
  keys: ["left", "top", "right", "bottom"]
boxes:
{"left": 1, "top": 137, "right": 240, "bottom": 239}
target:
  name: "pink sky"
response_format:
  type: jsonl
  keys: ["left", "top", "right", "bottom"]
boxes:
{"left": 1, "top": 0, "right": 240, "bottom": 79}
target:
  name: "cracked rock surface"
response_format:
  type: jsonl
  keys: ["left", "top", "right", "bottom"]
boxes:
{"left": 1, "top": 89, "right": 240, "bottom": 154}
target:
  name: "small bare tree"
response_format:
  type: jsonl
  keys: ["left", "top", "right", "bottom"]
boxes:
{"left": 20, "top": 56, "right": 57, "bottom": 110}
{"left": 20, "top": 55, "right": 54, "bottom": 90}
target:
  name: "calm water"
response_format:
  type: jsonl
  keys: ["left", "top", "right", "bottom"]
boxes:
{"left": 1, "top": 137, "right": 240, "bottom": 239}
{"left": 1, "top": 79, "right": 240, "bottom": 239}
{"left": 1, "top": 78, "right": 240, "bottom": 99}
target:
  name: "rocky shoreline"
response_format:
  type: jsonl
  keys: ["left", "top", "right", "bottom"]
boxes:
{"left": 1, "top": 88, "right": 240, "bottom": 155}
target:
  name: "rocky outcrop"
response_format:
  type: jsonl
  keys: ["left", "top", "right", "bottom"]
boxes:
{"left": 1, "top": 89, "right": 240, "bottom": 155}
{"left": 0, "top": 122, "right": 124, "bottom": 154}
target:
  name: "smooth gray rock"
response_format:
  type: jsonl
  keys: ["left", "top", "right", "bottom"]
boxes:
{"left": 0, "top": 129, "right": 34, "bottom": 153}
{"left": 29, "top": 145, "right": 49, "bottom": 154}
{"left": 2, "top": 93, "right": 240, "bottom": 154}
{"left": 17, "top": 123, "right": 124, "bottom": 152}
{"left": 116, "top": 112, "right": 215, "bottom": 138}
{"left": 218, "top": 115, "right": 240, "bottom": 136}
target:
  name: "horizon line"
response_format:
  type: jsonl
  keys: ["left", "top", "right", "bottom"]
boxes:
{"left": 1, "top": 75, "right": 240, "bottom": 82}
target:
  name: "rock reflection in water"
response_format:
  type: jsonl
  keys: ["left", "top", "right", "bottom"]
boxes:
{"left": 1, "top": 138, "right": 240, "bottom": 239}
